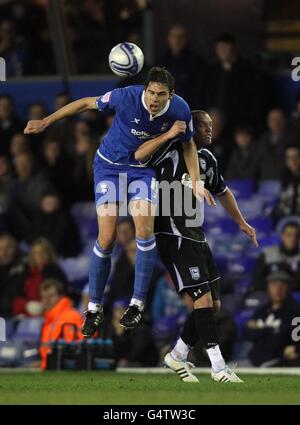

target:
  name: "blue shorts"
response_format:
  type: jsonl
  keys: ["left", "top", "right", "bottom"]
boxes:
{"left": 94, "top": 152, "right": 158, "bottom": 208}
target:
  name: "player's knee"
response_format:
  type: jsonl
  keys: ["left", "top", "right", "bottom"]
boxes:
{"left": 193, "top": 292, "right": 213, "bottom": 309}
{"left": 135, "top": 226, "right": 154, "bottom": 240}
{"left": 213, "top": 300, "right": 221, "bottom": 313}
{"left": 98, "top": 234, "right": 116, "bottom": 251}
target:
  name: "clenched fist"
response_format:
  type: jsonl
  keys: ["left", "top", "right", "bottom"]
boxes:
{"left": 167, "top": 120, "right": 187, "bottom": 139}
{"left": 24, "top": 119, "right": 48, "bottom": 134}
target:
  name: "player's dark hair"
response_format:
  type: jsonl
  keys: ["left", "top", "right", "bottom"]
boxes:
{"left": 192, "top": 110, "right": 208, "bottom": 126}
{"left": 144, "top": 67, "right": 175, "bottom": 92}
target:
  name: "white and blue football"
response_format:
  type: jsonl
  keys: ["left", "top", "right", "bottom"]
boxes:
{"left": 108, "top": 42, "right": 144, "bottom": 77}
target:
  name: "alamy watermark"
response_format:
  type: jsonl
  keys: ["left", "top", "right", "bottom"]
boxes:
{"left": 0, "top": 317, "right": 6, "bottom": 342}
{"left": 291, "top": 317, "right": 300, "bottom": 342}
{"left": 0, "top": 57, "right": 6, "bottom": 82}
{"left": 95, "top": 175, "right": 204, "bottom": 228}
{"left": 291, "top": 57, "right": 300, "bottom": 82}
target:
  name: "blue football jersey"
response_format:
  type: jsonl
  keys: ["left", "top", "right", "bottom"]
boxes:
{"left": 95, "top": 85, "right": 194, "bottom": 166}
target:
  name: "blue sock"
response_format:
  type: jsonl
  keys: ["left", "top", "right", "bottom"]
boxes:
{"left": 132, "top": 235, "right": 157, "bottom": 305}
{"left": 88, "top": 240, "right": 112, "bottom": 305}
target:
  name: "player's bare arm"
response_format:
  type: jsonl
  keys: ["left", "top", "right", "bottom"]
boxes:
{"left": 182, "top": 139, "right": 215, "bottom": 206}
{"left": 217, "top": 188, "right": 258, "bottom": 247}
{"left": 134, "top": 120, "right": 187, "bottom": 162}
{"left": 24, "top": 97, "right": 98, "bottom": 134}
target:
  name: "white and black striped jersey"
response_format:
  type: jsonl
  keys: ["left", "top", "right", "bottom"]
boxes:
{"left": 148, "top": 140, "right": 227, "bottom": 242}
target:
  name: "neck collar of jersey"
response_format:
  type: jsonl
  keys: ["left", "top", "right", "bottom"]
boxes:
{"left": 142, "top": 90, "right": 170, "bottom": 121}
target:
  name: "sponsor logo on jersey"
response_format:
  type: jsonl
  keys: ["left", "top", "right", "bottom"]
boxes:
{"left": 189, "top": 267, "right": 200, "bottom": 280}
{"left": 161, "top": 121, "right": 169, "bottom": 132}
{"left": 193, "top": 288, "right": 202, "bottom": 297}
{"left": 131, "top": 128, "right": 150, "bottom": 138}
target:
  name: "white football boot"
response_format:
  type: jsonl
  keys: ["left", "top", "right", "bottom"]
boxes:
{"left": 164, "top": 352, "right": 199, "bottom": 383}
{"left": 211, "top": 365, "right": 243, "bottom": 383}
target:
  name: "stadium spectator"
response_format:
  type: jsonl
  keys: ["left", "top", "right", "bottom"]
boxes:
{"left": 257, "top": 109, "right": 296, "bottom": 180}
{"left": 71, "top": 121, "right": 97, "bottom": 201}
{"left": 272, "top": 146, "right": 300, "bottom": 221}
{"left": 41, "top": 138, "right": 73, "bottom": 203}
{"left": 28, "top": 102, "right": 48, "bottom": 154}
{"left": 0, "top": 234, "right": 26, "bottom": 318}
{"left": 109, "top": 298, "right": 159, "bottom": 367}
{"left": 244, "top": 271, "right": 300, "bottom": 367}
{"left": 0, "top": 155, "right": 13, "bottom": 223}
{"left": 251, "top": 221, "right": 300, "bottom": 292}
{"left": 207, "top": 33, "right": 267, "bottom": 133}
{"left": 12, "top": 238, "right": 67, "bottom": 318}
{"left": 0, "top": 94, "right": 24, "bottom": 155}
{"left": 8, "top": 152, "right": 53, "bottom": 240}
{"left": 46, "top": 91, "right": 75, "bottom": 149}
{"left": 0, "top": 19, "right": 28, "bottom": 77}
{"left": 28, "top": 102, "right": 48, "bottom": 121}
{"left": 159, "top": 24, "right": 207, "bottom": 109}
{"left": 30, "top": 192, "right": 81, "bottom": 258}
{"left": 39, "top": 278, "right": 83, "bottom": 370}
{"left": 9, "top": 133, "right": 30, "bottom": 158}
{"left": 207, "top": 108, "right": 231, "bottom": 172}
{"left": 225, "top": 127, "right": 259, "bottom": 180}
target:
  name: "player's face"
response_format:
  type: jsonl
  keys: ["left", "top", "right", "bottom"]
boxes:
{"left": 144, "top": 82, "right": 172, "bottom": 115}
{"left": 194, "top": 113, "right": 212, "bottom": 147}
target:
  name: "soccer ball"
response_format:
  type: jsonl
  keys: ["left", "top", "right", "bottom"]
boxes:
{"left": 108, "top": 42, "right": 144, "bottom": 77}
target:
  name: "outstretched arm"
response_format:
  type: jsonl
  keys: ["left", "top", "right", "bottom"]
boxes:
{"left": 218, "top": 188, "right": 258, "bottom": 247}
{"left": 24, "top": 97, "right": 98, "bottom": 134}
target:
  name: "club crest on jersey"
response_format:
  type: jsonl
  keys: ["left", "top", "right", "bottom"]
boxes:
{"left": 200, "top": 158, "right": 207, "bottom": 172}
{"left": 189, "top": 267, "right": 200, "bottom": 280}
{"left": 100, "top": 183, "right": 108, "bottom": 194}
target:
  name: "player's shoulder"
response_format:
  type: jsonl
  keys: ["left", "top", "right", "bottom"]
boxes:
{"left": 113, "top": 84, "right": 143, "bottom": 99}
{"left": 198, "top": 148, "right": 218, "bottom": 166}
{"left": 121, "top": 84, "right": 144, "bottom": 96}
{"left": 170, "top": 94, "right": 191, "bottom": 116}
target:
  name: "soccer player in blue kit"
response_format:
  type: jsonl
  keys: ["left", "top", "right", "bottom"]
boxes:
{"left": 24, "top": 67, "right": 205, "bottom": 336}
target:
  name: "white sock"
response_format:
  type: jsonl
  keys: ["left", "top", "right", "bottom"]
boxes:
{"left": 88, "top": 302, "right": 102, "bottom": 313}
{"left": 171, "top": 338, "right": 190, "bottom": 362}
{"left": 206, "top": 345, "right": 226, "bottom": 372}
{"left": 130, "top": 298, "right": 144, "bottom": 312}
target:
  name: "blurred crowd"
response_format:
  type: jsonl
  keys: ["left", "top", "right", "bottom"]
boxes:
{"left": 0, "top": 0, "right": 149, "bottom": 75}
{"left": 0, "top": 3, "right": 300, "bottom": 369}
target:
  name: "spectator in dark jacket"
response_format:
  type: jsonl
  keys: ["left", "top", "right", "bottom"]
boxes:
{"left": 251, "top": 221, "right": 300, "bottom": 292}
{"left": 245, "top": 271, "right": 300, "bottom": 367}
{"left": 257, "top": 109, "right": 296, "bottom": 180}
{"left": 41, "top": 138, "right": 73, "bottom": 204}
{"left": 32, "top": 192, "right": 81, "bottom": 258}
{"left": 273, "top": 146, "right": 300, "bottom": 221}
{"left": 13, "top": 238, "right": 68, "bottom": 318}
{"left": 0, "top": 94, "right": 24, "bottom": 155}
{"left": 226, "top": 126, "right": 259, "bottom": 180}
{"left": 8, "top": 152, "right": 54, "bottom": 240}
{"left": 159, "top": 24, "right": 208, "bottom": 109}
{"left": 0, "top": 234, "right": 26, "bottom": 318}
{"left": 207, "top": 33, "right": 267, "bottom": 133}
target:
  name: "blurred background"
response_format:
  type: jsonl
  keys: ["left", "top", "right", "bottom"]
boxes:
{"left": 1, "top": 0, "right": 300, "bottom": 370}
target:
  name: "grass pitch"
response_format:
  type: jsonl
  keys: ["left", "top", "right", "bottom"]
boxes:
{"left": 0, "top": 371, "right": 300, "bottom": 405}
